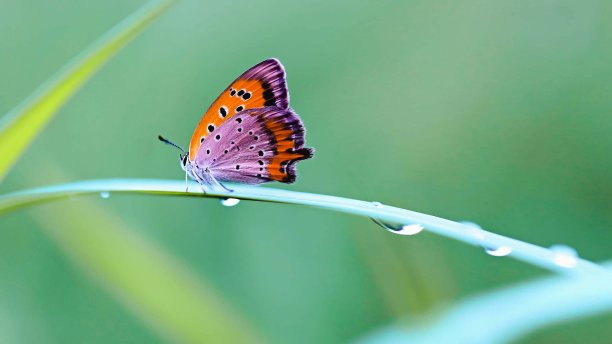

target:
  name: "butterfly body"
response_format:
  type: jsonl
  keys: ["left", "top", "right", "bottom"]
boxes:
{"left": 175, "top": 59, "right": 313, "bottom": 191}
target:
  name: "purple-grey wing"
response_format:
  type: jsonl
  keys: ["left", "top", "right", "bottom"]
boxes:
{"left": 195, "top": 107, "right": 313, "bottom": 184}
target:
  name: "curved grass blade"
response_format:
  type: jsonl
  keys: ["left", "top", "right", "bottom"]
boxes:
{"left": 0, "top": 0, "right": 176, "bottom": 182}
{"left": 360, "top": 262, "right": 612, "bottom": 344}
{"left": 0, "top": 178, "right": 606, "bottom": 277}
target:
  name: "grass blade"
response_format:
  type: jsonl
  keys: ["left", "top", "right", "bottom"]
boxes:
{"left": 34, "top": 199, "right": 262, "bottom": 343}
{"left": 361, "top": 263, "right": 612, "bottom": 344}
{"left": 0, "top": 0, "right": 176, "bottom": 181}
{"left": 0, "top": 178, "right": 606, "bottom": 277}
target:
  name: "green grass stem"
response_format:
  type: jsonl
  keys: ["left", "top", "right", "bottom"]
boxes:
{"left": 0, "top": 178, "right": 606, "bottom": 277}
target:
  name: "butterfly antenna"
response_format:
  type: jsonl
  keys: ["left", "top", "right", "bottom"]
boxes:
{"left": 158, "top": 135, "right": 186, "bottom": 153}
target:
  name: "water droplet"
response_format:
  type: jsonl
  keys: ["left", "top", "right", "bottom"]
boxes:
{"left": 372, "top": 202, "right": 383, "bottom": 207}
{"left": 395, "top": 224, "right": 424, "bottom": 236}
{"left": 371, "top": 218, "right": 400, "bottom": 230}
{"left": 220, "top": 198, "right": 240, "bottom": 207}
{"left": 460, "top": 221, "right": 486, "bottom": 240}
{"left": 460, "top": 221, "right": 481, "bottom": 229}
{"left": 550, "top": 245, "right": 578, "bottom": 268}
{"left": 485, "top": 246, "right": 512, "bottom": 257}
{"left": 371, "top": 218, "right": 424, "bottom": 236}
{"left": 99, "top": 192, "right": 110, "bottom": 199}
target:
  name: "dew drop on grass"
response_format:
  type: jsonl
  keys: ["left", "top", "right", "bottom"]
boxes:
{"left": 550, "top": 245, "right": 578, "bottom": 268}
{"left": 462, "top": 221, "right": 511, "bottom": 257}
{"left": 460, "top": 221, "right": 486, "bottom": 240}
{"left": 460, "top": 221, "right": 481, "bottom": 228}
{"left": 485, "top": 246, "right": 512, "bottom": 257}
{"left": 395, "top": 224, "right": 424, "bottom": 235}
{"left": 220, "top": 198, "right": 240, "bottom": 207}
{"left": 371, "top": 218, "right": 424, "bottom": 236}
{"left": 99, "top": 192, "right": 110, "bottom": 199}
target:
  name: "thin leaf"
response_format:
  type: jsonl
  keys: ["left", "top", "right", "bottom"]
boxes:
{"left": 0, "top": 178, "right": 606, "bottom": 276}
{"left": 34, "top": 199, "right": 262, "bottom": 343}
{"left": 360, "top": 263, "right": 612, "bottom": 344}
{"left": 0, "top": 0, "right": 176, "bottom": 181}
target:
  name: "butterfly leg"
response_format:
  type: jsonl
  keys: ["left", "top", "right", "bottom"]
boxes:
{"left": 218, "top": 181, "right": 234, "bottom": 193}
{"left": 209, "top": 174, "right": 234, "bottom": 193}
{"left": 192, "top": 167, "right": 230, "bottom": 194}
{"left": 199, "top": 183, "right": 207, "bottom": 194}
{"left": 187, "top": 167, "right": 210, "bottom": 194}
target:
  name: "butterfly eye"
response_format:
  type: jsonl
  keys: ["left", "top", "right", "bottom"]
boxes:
{"left": 181, "top": 154, "right": 188, "bottom": 166}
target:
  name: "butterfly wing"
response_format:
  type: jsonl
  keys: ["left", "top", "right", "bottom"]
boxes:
{"left": 188, "top": 58, "right": 289, "bottom": 161}
{"left": 195, "top": 107, "right": 313, "bottom": 184}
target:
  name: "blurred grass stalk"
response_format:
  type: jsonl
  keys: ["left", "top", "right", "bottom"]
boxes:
{"left": 360, "top": 262, "right": 612, "bottom": 344}
{"left": 0, "top": 1, "right": 262, "bottom": 342}
{"left": 0, "top": 178, "right": 607, "bottom": 277}
{"left": 0, "top": 0, "right": 176, "bottom": 182}
{"left": 34, "top": 198, "right": 261, "bottom": 343}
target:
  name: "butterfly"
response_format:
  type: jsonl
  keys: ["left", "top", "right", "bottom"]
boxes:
{"left": 159, "top": 58, "right": 314, "bottom": 192}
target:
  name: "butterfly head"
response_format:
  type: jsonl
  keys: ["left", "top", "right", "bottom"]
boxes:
{"left": 180, "top": 152, "right": 189, "bottom": 170}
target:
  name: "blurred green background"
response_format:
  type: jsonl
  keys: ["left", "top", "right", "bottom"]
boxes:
{"left": 1, "top": 0, "right": 611, "bottom": 343}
